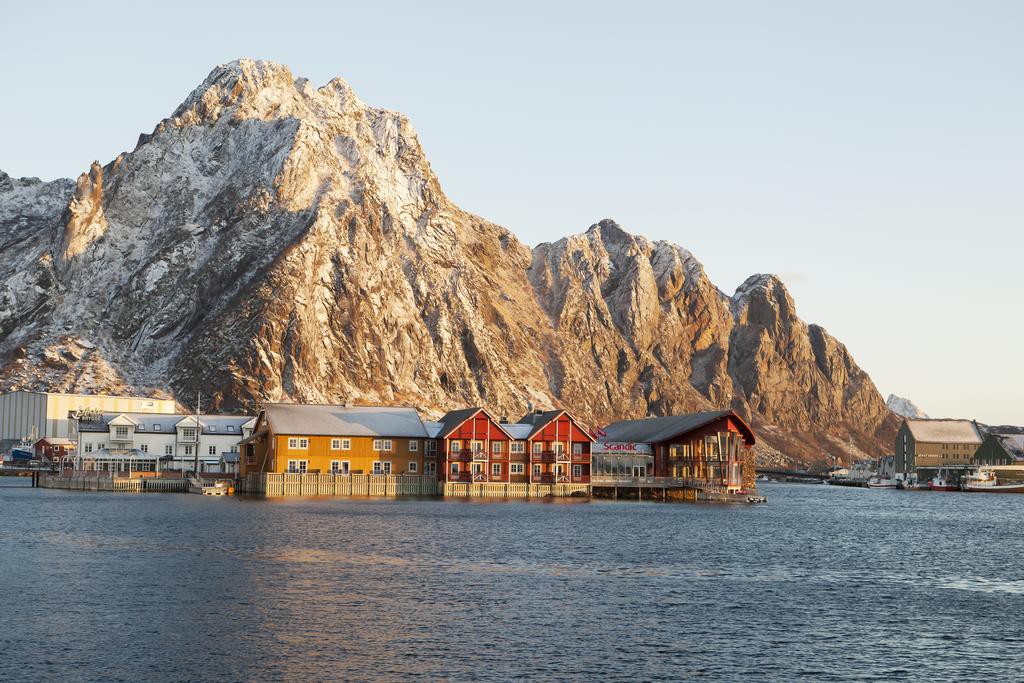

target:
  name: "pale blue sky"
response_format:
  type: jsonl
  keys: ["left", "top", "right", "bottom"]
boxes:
{"left": 3, "top": 1, "right": 1022, "bottom": 425}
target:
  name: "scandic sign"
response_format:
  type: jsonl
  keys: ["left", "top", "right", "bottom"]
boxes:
{"left": 592, "top": 442, "right": 653, "bottom": 455}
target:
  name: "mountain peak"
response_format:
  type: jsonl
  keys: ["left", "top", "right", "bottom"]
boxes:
{"left": 887, "top": 394, "right": 929, "bottom": 419}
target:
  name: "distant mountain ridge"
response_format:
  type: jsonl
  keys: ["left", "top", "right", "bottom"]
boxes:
{"left": 0, "top": 59, "right": 899, "bottom": 465}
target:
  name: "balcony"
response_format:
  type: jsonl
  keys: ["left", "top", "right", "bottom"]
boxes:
{"left": 555, "top": 452, "right": 571, "bottom": 463}
{"left": 471, "top": 450, "right": 488, "bottom": 461}
{"left": 448, "top": 452, "right": 472, "bottom": 463}
{"left": 531, "top": 451, "right": 555, "bottom": 463}
{"left": 533, "top": 473, "right": 555, "bottom": 484}
{"left": 571, "top": 452, "right": 590, "bottom": 462}
{"left": 571, "top": 474, "right": 591, "bottom": 484}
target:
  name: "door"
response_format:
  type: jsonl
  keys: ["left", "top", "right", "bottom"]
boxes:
{"left": 632, "top": 465, "right": 647, "bottom": 478}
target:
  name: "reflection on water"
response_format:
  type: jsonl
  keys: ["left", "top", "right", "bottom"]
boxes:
{"left": 1, "top": 479, "right": 1023, "bottom": 681}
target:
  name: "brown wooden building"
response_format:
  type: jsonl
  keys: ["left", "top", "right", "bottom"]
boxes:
{"left": 595, "top": 411, "right": 756, "bottom": 492}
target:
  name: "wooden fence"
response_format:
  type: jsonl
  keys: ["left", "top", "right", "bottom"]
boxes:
{"left": 441, "top": 482, "right": 590, "bottom": 498}
{"left": 239, "top": 473, "right": 442, "bottom": 497}
{"left": 38, "top": 473, "right": 190, "bottom": 493}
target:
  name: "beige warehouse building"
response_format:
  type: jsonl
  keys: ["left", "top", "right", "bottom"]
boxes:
{"left": 0, "top": 391, "right": 177, "bottom": 441}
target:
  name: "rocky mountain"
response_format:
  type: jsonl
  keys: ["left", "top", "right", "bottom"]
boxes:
{"left": 0, "top": 59, "right": 898, "bottom": 466}
{"left": 886, "top": 394, "right": 929, "bottom": 419}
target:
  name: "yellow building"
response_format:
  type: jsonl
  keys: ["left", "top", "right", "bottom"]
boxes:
{"left": 239, "top": 403, "right": 429, "bottom": 476}
{"left": 0, "top": 390, "right": 177, "bottom": 441}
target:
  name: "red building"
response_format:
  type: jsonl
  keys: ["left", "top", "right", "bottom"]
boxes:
{"left": 33, "top": 437, "right": 76, "bottom": 463}
{"left": 427, "top": 407, "right": 595, "bottom": 485}
{"left": 430, "top": 408, "right": 517, "bottom": 483}
{"left": 594, "top": 411, "right": 756, "bottom": 492}
{"left": 512, "top": 409, "right": 594, "bottom": 485}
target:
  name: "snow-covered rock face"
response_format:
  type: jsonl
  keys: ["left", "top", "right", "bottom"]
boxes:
{"left": 0, "top": 59, "right": 897, "bottom": 465}
{"left": 887, "top": 394, "right": 929, "bottom": 419}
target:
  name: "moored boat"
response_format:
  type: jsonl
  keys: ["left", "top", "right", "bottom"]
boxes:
{"left": 963, "top": 468, "right": 1024, "bottom": 493}
{"left": 928, "top": 475, "right": 958, "bottom": 492}
{"left": 867, "top": 476, "right": 898, "bottom": 489}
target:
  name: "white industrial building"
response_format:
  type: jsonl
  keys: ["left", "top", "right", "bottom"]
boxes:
{"left": 0, "top": 390, "right": 177, "bottom": 442}
{"left": 73, "top": 412, "right": 255, "bottom": 473}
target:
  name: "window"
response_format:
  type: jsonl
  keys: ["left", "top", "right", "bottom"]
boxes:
{"left": 165, "top": 445, "right": 173, "bottom": 455}
{"left": 85, "top": 443, "right": 93, "bottom": 453}
{"left": 425, "top": 462, "right": 436, "bottom": 475}
{"left": 383, "top": 461, "right": 392, "bottom": 474}
{"left": 373, "top": 439, "right": 382, "bottom": 451}
{"left": 409, "top": 440, "right": 418, "bottom": 452}
{"left": 532, "top": 442, "right": 543, "bottom": 454}
{"left": 511, "top": 441, "right": 525, "bottom": 454}
{"left": 372, "top": 461, "right": 383, "bottom": 475}
{"left": 153, "top": 424, "right": 162, "bottom": 431}
{"left": 140, "top": 444, "right": 148, "bottom": 454}
{"left": 246, "top": 452, "right": 255, "bottom": 465}
{"left": 533, "top": 464, "right": 541, "bottom": 477}
{"left": 331, "top": 438, "right": 342, "bottom": 450}
{"left": 470, "top": 440, "right": 483, "bottom": 454}
{"left": 209, "top": 445, "right": 217, "bottom": 456}
{"left": 138, "top": 425, "right": 145, "bottom": 431}
{"left": 573, "top": 464, "right": 582, "bottom": 477}
{"left": 341, "top": 439, "right": 351, "bottom": 450}
{"left": 409, "top": 461, "right": 418, "bottom": 473}
{"left": 184, "top": 446, "right": 193, "bottom": 456}
{"left": 330, "top": 460, "right": 350, "bottom": 475}
{"left": 450, "top": 440, "right": 461, "bottom": 453}
{"left": 287, "top": 460, "right": 307, "bottom": 474}
{"left": 227, "top": 425, "right": 236, "bottom": 433}
{"left": 287, "top": 438, "right": 309, "bottom": 449}
{"left": 115, "top": 426, "right": 129, "bottom": 439}
{"left": 182, "top": 428, "right": 197, "bottom": 441}
{"left": 209, "top": 426, "right": 217, "bottom": 433}
{"left": 491, "top": 441, "right": 503, "bottom": 454}
{"left": 492, "top": 462, "right": 501, "bottom": 477}
{"left": 511, "top": 463, "right": 524, "bottom": 475}
{"left": 450, "top": 462, "right": 459, "bottom": 475}
{"left": 553, "top": 442, "right": 565, "bottom": 455}
{"left": 383, "top": 439, "right": 393, "bottom": 452}
{"left": 573, "top": 443, "right": 583, "bottom": 455}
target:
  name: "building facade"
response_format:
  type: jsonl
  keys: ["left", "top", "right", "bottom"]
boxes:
{"left": 0, "top": 390, "right": 176, "bottom": 442}
{"left": 595, "top": 411, "right": 756, "bottom": 492}
{"left": 74, "top": 412, "right": 254, "bottom": 473}
{"left": 239, "top": 404, "right": 428, "bottom": 477}
{"left": 973, "top": 433, "right": 1024, "bottom": 467}
{"left": 894, "top": 418, "right": 983, "bottom": 477}
{"left": 33, "top": 437, "right": 76, "bottom": 462}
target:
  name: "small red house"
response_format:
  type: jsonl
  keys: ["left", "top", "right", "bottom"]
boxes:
{"left": 34, "top": 437, "right": 76, "bottom": 463}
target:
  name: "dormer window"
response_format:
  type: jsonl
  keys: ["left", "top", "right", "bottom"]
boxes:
{"left": 154, "top": 424, "right": 162, "bottom": 431}
{"left": 210, "top": 426, "right": 217, "bottom": 433}
{"left": 227, "top": 425, "right": 235, "bottom": 432}
{"left": 138, "top": 425, "right": 145, "bottom": 431}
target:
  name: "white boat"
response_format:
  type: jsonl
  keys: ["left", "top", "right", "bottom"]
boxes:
{"left": 963, "top": 468, "right": 1024, "bottom": 493}
{"left": 866, "top": 476, "right": 898, "bottom": 489}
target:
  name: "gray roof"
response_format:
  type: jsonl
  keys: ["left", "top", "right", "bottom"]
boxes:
{"left": 264, "top": 404, "right": 428, "bottom": 438}
{"left": 905, "top": 419, "right": 982, "bottom": 444}
{"left": 221, "top": 452, "right": 240, "bottom": 463}
{"left": 503, "top": 424, "right": 532, "bottom": 440}
{"left": 600, "top": 411, "right": 750, "bottom": 445}
{"left": 435, "top": 407, "right": 517, "bottom": 439}
{"left": 423, "top": 421, "right": 444, "bottom": 439}
{"left": 77, "top": 413, "right": 253, "bottom": 435}
{"left": 437, "top": 408, "right": 484, "bottom": 438}
{"left": 515, "top": 410, "right": 565, "bottom": 439}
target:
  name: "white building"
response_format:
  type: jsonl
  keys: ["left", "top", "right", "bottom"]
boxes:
{"left": 73, "top": 412, "right": 255, "bottom": 474}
